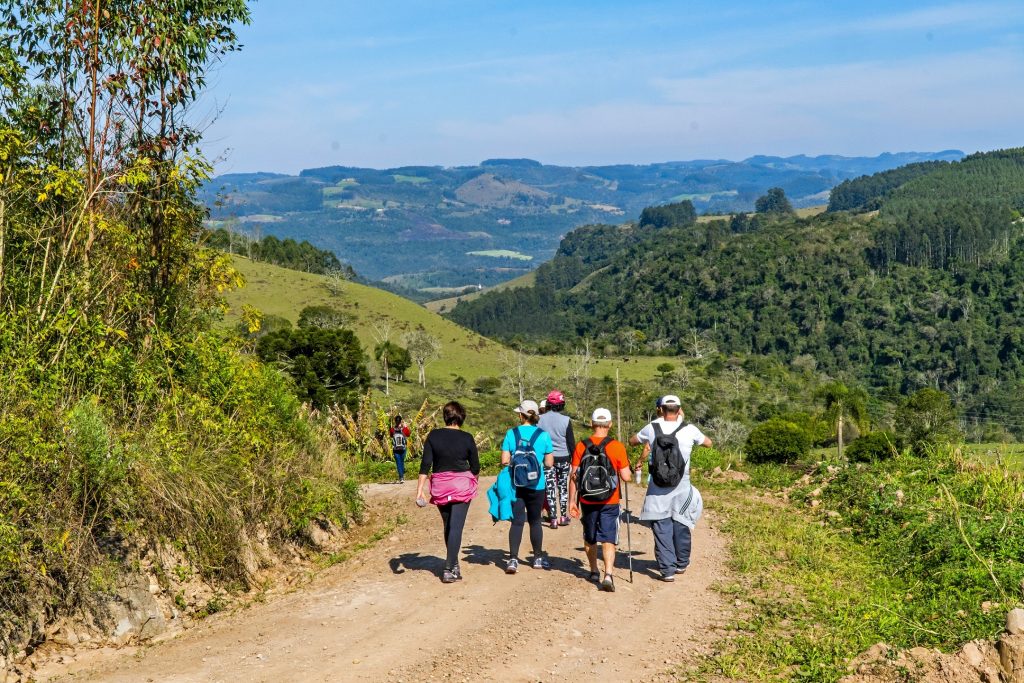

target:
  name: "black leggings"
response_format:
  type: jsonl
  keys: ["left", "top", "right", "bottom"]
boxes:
{"left": 509, "top": 487, "right": 545, "bottom": 559}
{"left": 438, "top": 502, "right": 470, "bottom": 570}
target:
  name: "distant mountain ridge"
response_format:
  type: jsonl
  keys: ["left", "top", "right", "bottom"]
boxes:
{"left": 445, "top": 147, "right": 1024, "bottom": 433}
{"left": 200, "top": 150, "right": 964, "bottom": 295}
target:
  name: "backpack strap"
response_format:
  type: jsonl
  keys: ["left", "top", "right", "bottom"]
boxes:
{"left": 666, "top": 421, "right": 685, "bottom": 437}
{"left": 652, "top": 422, "right": 664, "bottom": 438}
{"left": 526, "top": 428, "right": 541, "bottom": 449}
{"left": 512, "top": 426, "right": 521, "bottom": 446}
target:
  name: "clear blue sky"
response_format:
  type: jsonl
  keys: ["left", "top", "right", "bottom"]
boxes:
{"left": 199, "top": 0, "right": 1024, "bottom": 173}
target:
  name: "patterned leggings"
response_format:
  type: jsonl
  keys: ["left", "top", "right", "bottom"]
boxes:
{"left": 545, "top": 458, "right": 571, "bottom": 519}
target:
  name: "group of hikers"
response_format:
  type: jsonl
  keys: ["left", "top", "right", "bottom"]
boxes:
{"left": 404, "top": 390, "right": 712, "bottom": 591}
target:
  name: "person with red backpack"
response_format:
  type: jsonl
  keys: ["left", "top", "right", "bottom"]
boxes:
{"left": 568, "top": 408, "right": 632, "bottom": 592}
{"left": 390, "top": 415, "right": 411, "bottom": 483}
{"left": 629, "top": 395, "right": 711, "bottom": 582}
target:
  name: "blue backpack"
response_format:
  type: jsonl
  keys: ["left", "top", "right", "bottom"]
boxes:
{"left": 510, "top": 427, "right": 542, "bottom": 488}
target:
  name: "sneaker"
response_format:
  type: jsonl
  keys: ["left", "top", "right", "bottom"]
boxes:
{"left": 601, "top": 574, "right": 615, "bottom": 592}
{"left": 505, "top": 558, "right": 519, "bottom": 575}
{"left": 549, "top": 519, "right": 558, "bottom": 530}
{"left": 532, "top": 556, "right": 551, "bottom": 570}
{"left": 441, "top": 569, "right": 457, "bottom": 583}
{"left": 660, "top": 573, "right": 676, "bottom": 582}
{"left": 451, "top": 565, "right": 463, "bottom": 581}
{"left": 588, "top": 571, "right": 601, "bottom": 583}
{"left": 558, "top": 516, "right": 570, "bottom": 526}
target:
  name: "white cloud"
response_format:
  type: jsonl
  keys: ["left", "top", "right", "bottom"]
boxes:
{"left": 429, "top": 47, "right": 1024, "bottom": 164}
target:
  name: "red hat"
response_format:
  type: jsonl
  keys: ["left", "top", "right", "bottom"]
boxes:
{"left": 546, "top": 390, "right": 565, "bottom": 404}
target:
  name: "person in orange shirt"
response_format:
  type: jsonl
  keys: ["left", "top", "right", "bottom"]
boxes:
{"left": 568, "top": 408, "right": 632, "bottom": 592}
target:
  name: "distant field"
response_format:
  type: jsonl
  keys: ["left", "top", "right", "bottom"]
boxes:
{"left": 393, "top": 174, "right": 430, "bottom": 184}
{"left": 697, "top": 205, "right": 827, "bottom": 223}
{"left": 964, "top": 442, "right": 1024, "bottom": 470}
{"left": 423, "top": 270, "right": 536, "bottom": 313}
{"left": 465, "top": 249, "right": 532, "bottom": 261}
{"left": 226, "top": 259, "right": 682, "bottom": 389}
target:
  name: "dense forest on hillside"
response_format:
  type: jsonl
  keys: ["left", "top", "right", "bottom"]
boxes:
{"left": 448, "top": 149, "right": 1024, "bottom": 434}
{"left": 207, "top": 228, "right": 351, "bottom": 275}
{"left": 198, "top": 152, "right": 962, "bottom": 295}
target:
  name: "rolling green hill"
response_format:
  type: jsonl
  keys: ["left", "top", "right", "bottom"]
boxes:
{"left": 447, "top": 148, "right": 1024, "bottom": 435}
{"left": 225, "top": 257, "right": 682, "bottom": 386}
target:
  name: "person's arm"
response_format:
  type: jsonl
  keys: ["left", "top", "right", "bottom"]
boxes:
{"left": 628, "top": 434, "right": 642, "bottom": 446}
{"left": 568, "top": 443, "right": 582, "bottom": 518}
{"left": 416, "top": 433, "right": 434, "bottom": 502}
{"left": 468, "top": 435, "right": 480, "bottom": 476}
{"left": 639, "top": 443, "right": 651, "bottom": 467}
{"left": 701, "top": 436, "right": 713, "bottom": 448}
{"left": 543, "top": 435, "right": 554, "bottom": 468}
{"left": 564, "top": 420, "right": 575, "bottom": 454}
{"left": 615, "top": 444, "right": 632, "bottom": 482}
{"left": 568, "top": 465, "right": 580, "bottom": 518}
{"left": 500, "top": 429, "right": 512, "bottom": 466}
{"left": 630, "top": 424, "right": 651, "bottom": 447}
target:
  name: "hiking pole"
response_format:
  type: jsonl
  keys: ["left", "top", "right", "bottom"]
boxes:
{"left": 624, "top": 474, "right": 634, "bottom": 583}
{"left": 614, "top": 368, "right": 630, "bottom": 581}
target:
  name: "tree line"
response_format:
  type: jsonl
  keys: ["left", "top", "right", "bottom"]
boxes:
{"left": 448, "top": 155, "right": 1024, "bottom": 436}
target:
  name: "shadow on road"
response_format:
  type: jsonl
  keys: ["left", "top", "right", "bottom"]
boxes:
{"left": 389, "top": 553, "right": 444, "bottom": 575}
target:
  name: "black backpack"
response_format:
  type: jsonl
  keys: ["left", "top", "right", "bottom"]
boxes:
{"left": 650, "top": 422, "right": 687, "bottom": 488}
{"left": 577, "top": 437, "right": 618, "bottom": 502}
{"left": 391, "top": 428, "right": 407, "bottom": 451}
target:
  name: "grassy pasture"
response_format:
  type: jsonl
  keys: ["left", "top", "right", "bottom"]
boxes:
{"left": 465, "top": 249, "right": 533, "bottom": 260}
{"left": 225, "top": 258, "right": 683, "bottom": 389}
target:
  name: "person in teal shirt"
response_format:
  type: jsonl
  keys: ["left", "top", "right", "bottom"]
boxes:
{"left": 500, "top": 400, "right": 554, "bottom": 574}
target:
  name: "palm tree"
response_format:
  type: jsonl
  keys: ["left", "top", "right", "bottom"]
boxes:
{"left": 374, "top": 340, "right": 401, "bottom": 396}
{"left": 817, "top": 382, "right": 869, "bottom": 459}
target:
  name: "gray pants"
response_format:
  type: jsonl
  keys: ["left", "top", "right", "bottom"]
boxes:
{"left": 651, "top": 518, "right": 692, "bottom": 577}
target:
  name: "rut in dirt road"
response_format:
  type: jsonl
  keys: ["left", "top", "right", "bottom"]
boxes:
{"left": 45, "top": 478, "right": 731, "bottom": 683}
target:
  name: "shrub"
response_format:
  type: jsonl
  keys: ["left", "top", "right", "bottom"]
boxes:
{"left": 845, "top": 431, "right": 900, "bottom": 462}
{"left": 744, "top": 419, "right": 810, "bottom": 464}
{"left": 895, "top": 388, "right": 961, "bottom": 452}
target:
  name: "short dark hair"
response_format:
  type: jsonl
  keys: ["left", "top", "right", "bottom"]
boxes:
{"left": 662, "top": 404, "right": 681, "bottom": 416}
{"left": 550, "top": 402, "right": 565, "bottom": 412}
{"left": 443, "top": 401, "right": 466, "bottom": 427}
{"left": 393, "top": 414, "right": 403, "bottom": 427}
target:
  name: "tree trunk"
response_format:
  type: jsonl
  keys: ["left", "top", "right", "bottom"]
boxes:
{"left": 384, "top": 356, "right": 389, "bottom": 396}
{"left": 837, "top": 414, "right": 844, "bottom": 460}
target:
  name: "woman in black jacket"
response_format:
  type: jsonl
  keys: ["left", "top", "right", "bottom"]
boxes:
{"left": 415, "top": 401, "right": 480, "bottom": 583}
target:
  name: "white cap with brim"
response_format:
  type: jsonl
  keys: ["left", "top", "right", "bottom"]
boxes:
{"left": 591, "top": 408, "right": 612, "bottom": 423}
{"left": 514, "top": 400, "right": 539, "bottom": 415}
{"left": 661, "top": 394, "right": 681, "bottom": 407}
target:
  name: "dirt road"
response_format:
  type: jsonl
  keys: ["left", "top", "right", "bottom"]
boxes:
{"left": 43, "top": 478, "right": 730, "bottom": 683}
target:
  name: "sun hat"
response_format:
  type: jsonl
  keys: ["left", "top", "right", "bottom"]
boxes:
{"left": 591, "top": 408, "right": 612, "bottom": 423}
{"left": 539, "top": 399, "right": 548, "bottom": 409}
{"left": 514, "top": 400, "right": 539, "bottom": 415}
{"left": 661, "top": 395, "right": 681, "bottom": 407}
{"left": 546, "top": 390, "right": 565, "bottom": 404}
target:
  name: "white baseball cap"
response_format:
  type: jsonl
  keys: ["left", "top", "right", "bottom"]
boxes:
{"left": 591, "top": 408, "right": 613, "bottom": 423}
{"left": 514, "top": 400, "right": 539, "bottom": 415}
{"left": 661, "top": 395, "right": 681, "bottom": 407}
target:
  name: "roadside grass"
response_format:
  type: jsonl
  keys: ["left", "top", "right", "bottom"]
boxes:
{"left": 319, "top": 513, "right": 410, "bottom": 568}
{"left": 697, "top": 478, "right": 908, "bottom": 682}
{"left": 689, "top": 446, "right": 1024, "bottom": 682}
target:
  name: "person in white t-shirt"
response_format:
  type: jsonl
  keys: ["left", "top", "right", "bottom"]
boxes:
{"left": 629, "top": 395, "right": 711, "bottom": 581}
